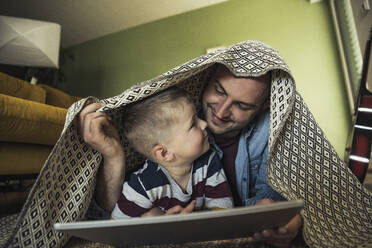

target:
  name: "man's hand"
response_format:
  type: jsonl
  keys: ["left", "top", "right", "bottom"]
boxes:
{"left": 253, "top": 199, "right": 302, "bottom": 248}
{"left": 78, "top": 102, "right": 123, "bottom": 160}
{"left": 77, "top": 101, "right": 125, "bottom": 212}
{"left": 141, "top": 200, "right": 196, "bottom": 217}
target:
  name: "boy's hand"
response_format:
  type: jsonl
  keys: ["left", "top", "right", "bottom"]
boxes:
{"left": 141, "top": 207, "right": 164, "bottom": 217}
{"left": 141, "top": 200, "right": 196, "bottom": 217}
{"left": 165, "top": 200, "right": 196, "bottom": 215}
{"left": 253, "top": 199, "right": 302, "bottom": 248}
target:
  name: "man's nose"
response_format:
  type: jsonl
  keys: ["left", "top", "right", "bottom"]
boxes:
{"left": 215, "top": 99, "right": 231, "bottom": 119}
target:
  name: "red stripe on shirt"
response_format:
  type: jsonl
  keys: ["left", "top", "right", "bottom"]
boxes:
{"left": 205, "top": 181, "right": 232, "bottom": 199}
{"left": 117, "top": 193, "right": 149, "bottom": 217}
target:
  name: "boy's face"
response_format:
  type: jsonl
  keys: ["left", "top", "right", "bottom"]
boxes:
{"left": 166, "top": 99, "right": 210, "bottom": 163}
{"left": 202, "top": 65, "right": 269, "bottom": 139}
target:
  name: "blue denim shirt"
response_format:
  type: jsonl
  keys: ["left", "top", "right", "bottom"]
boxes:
{"left": 209, "top": 110, "right": 284, "bottom": 206}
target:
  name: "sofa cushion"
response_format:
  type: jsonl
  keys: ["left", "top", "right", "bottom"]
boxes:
{"left": 0, "top": 94, "right": 67, "bottom": 145}
{"left": 39, "top": 84, "right": 81, "bottom": 109}
{"left": 0, "top": 142, "right": 52, "bottom": 175}
{"left": 0, "top": 72, "right": 46, "bottom": 103}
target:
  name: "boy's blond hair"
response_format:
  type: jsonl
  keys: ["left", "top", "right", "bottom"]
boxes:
{"left": 123, "top": 87, "right": 192, "bottom": 159}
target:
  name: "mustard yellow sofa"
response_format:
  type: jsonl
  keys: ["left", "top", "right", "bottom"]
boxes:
{"left": 0, "top": 72, "right": 81, "bottom": 178}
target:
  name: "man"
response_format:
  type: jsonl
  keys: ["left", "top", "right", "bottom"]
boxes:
{"left": 202, "top": 65, "right": 282, "bottom": 207}
{"left": 78, "top": 64, "right": 302, "bottom": 247}
{"left": 201, "top": 65, "right": 302, "bottom": 246}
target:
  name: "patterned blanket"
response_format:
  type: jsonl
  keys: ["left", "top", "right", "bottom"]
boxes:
{"left": 1, "top": 40, "right": 371, "bottom": 248}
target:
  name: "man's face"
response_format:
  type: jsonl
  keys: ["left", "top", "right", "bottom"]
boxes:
{"left": 202, "top": 66, "right": 270, "bottom": 139}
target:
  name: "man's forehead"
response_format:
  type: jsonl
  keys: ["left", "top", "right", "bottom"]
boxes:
{"left": 214, "top": 64, "right": 231, "bottom": 76}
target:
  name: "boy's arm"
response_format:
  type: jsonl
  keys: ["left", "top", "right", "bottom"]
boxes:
{"left": 204, "top": 153, "right": 234, "bottom": 210}
{"left": 111, "top": 174, "right": 153, "bottom": 219}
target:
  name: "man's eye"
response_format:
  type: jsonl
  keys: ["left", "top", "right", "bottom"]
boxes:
{"left": 215, "top": 86, "right": 225, "bottom": 96}
{"left": 236, "top": 103, "right": 250, "bottom": 111}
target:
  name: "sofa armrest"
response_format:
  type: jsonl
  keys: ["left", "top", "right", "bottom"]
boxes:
{"left": 0, "top": 93, "right": 67, "bottom": 145}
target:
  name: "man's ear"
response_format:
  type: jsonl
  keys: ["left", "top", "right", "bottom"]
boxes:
{"left": 152, "top": 145, "right": 175, "bottom": 162}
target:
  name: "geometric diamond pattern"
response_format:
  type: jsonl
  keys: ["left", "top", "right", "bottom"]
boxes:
{"left": 2, "top": 40, "right": 371, "bottom": 248}
{"left": 267, "top": 92, "right": 372, "bottom": 247}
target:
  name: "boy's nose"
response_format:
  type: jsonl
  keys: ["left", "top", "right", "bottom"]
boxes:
{"left": 199, "top": 119, "right": 208, "bottom": 130}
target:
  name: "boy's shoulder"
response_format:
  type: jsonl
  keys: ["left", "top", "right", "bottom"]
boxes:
{"left": 193, "top": 149, "right": 220, "bottom": 173}
{"left": 130, "top": 160, "right": 170, "bottom": 191}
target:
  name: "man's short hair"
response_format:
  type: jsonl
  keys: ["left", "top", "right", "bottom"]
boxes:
{"left": 123, "top": 86, "right": 192, "bottom": 159}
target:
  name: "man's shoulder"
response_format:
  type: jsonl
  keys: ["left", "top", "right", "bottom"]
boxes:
{"left": 241, "top": 111, "right": 269, "bottom": 137}
{"left": 255, "top": 110, "right": 270, "bottom": 132}
{"left": 253, "top": 110, "right": 270, "bottom": 128}
{"left": 242, "top": 111, "right": 269, "bottom": 156}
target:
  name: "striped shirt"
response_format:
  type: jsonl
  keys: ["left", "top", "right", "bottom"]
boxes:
{"left": 111, "top": 150, "right": 233, "bottom": 218}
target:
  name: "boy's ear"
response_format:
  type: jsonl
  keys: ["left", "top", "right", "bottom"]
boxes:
{"left": 152, "top": 145, "right": 175, "bottom": 162}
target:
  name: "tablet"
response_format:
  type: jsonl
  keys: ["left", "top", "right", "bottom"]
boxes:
{"left": 54, "top": 199, "right": 303, "bottom": 247}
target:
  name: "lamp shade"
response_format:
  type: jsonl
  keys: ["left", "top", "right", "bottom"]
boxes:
{"left": 0, "top": 15, "right": 61, "bottom": 68}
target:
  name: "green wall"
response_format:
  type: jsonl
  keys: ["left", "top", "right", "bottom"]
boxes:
{"left": 62, "top": 0, "right": 350, "bottom": 157}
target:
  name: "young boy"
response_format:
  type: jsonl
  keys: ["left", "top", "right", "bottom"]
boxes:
{"left": 111, "top": 87, "right": 233, "bottom": 219}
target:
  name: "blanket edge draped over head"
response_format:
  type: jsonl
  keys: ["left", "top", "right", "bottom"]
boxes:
{"left": 1, "top": 40, "right": 371, "bottom": 248}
